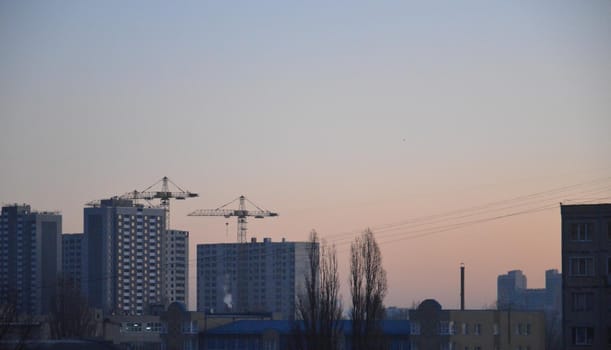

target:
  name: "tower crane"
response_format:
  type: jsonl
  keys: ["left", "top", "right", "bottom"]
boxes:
{"left": 87, "top": 176, "right": 198, "bottom": 229}
{"left": 188, "top": 195, "right": 278, "bottom": 243}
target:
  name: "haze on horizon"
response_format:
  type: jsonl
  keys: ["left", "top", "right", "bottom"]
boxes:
{"left": 1, "top": 1, "right": 610, "bottom": 311}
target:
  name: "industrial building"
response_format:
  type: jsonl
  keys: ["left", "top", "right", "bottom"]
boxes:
{"left": 561, "top": 203, "right": 611, "bottom": 349}
{"left": 197, "top": 238, "right": 312, "bottom": 319}
{"left": 0, "top": 204, "right": 62, "bottom": 315}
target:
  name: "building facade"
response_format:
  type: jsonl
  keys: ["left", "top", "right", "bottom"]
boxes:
{"left": 0, "top": 204, "right": 62, "bottom": 315}
{"left": 164, "top": 229, "right": 189, "bottom": 306}
{"left": 62, "top": 233, "right": 85, "bottom": 290}
{"left": 497, "top": 269, "right": 561, "bottom": 312}
{"left": 84, "top": 198, "right": 165, "bottom": 315}
{"left": 497, "top": 269, "right": 562, "bottom": 347}
{"left": 202, "top": 319, "right": 410, "bottom": 350}
{"left": 197, "top": 238, "right": 312, "bottom": 319}
{"left": 561, "top": 203, "right": 611, "bottom": 349}
{"left": 497, "top": 270, "right": 527, "bottom": 310}
{"left": 409, "top": 299, "right": 546, "bottom": 350}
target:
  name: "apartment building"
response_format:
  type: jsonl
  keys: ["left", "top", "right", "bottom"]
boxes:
{"left": 409, "top": 299, "right": 545, "bottom": 350}
{"left": 0, "top": 204, "right": 62, "bottom": 315}
{"left": 561, "top": 203, "right": 611, "bottom": 349}
{"left": 197, "top": 237, "right": 312, "bottom": 319}
{"left": 164, "top": 229, "right": 189, "bottom": 306}
{"left": 84, "top": 198, "right": 165, "bottom": 315}
{"left": 62, "top": 232, "right": 85, "bottom": 289}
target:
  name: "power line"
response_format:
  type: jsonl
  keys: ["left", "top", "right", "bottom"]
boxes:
{"left": 324, "top": 176, "right": 611, "bottom": 242}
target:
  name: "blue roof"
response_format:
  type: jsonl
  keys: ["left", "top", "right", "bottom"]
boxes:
{"left": 206, "top": 320, "right": 294, "bottom": 335}
{"left": 206, "top": 320, "right": 410, "bottom": 336}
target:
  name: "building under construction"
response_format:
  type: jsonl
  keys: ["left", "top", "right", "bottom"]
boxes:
{"left": 196, "top": 237, "right": 313, "bottom": 320}
{"left": 84, "top": 177, "right": 197, "bottom": 315}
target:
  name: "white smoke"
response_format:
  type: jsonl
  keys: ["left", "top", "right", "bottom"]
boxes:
{"left": 223, "top": 273, "right": 233, "bottom": 310}
{"left": 223, "top": 293, "right": 233, "bottom": 310}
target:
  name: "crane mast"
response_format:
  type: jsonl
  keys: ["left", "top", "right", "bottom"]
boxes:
{"left": 188, "top": 195, "right": 278, "bottom": 243}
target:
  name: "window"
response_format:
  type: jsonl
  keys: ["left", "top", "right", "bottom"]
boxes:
{"left": 573, "top": 292, "right": 594, "bottom": 311}
{"left": 572, "top": 327, "right": 594, "bottom": 345}
{"left": 569, "top": 257, "right": 594, "bottom": 276}
{"left": 493, "top": 323, "right": 499, "bottom": 335}
{"left": 570, "top": 223, "right": 593, "bottom": 241}
{"left": 122, "top": 322, "right": 142, "bottom": 332}
{"left": 439, "top": 321, "right": 451, "bottom": 335}
{"left": 462, "top": 323, "right": 469, "bottom": 335}
{"left": 525, "top": 323, "right": 531, "bottom": 335}
{"left": 411, "top": 322, "right": 421, "bottom": 335}
{"left": 474, "top": 323, "right": 481, "bottom": 335}
{"left": 145, "top": 322, "right": 162, "bottom": 332}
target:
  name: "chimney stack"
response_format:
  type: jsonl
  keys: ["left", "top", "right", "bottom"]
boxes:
{"left": 460, "top": 263, "right": 465, "bottom": 310}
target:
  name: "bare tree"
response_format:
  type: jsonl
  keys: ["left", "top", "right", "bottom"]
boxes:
{"left": 48, "top": 275, "right": 96, "bottom": 339}
{"left": 545, "top": 310, "right": 562, "bottom": 350}
{"left": 293, "top": 230, "right": 343, "bottom": 350}
{"left": 0, "top": 297, "right": 18, "bottom": 344}
{"left": 349, "top": 228, "right": 387, "bottom": 350}
{"left": 0, "top": 290, "right": 34, "bottom": 350}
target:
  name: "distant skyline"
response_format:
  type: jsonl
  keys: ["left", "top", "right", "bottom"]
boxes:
{"left": 1, "top": 1, "right": 610, "bottom": 310}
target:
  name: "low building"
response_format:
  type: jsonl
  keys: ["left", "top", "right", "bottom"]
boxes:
{"left": 97, "top": 303, "right": 274, "bottom": 350}
{"left": 202, "top": 319, "right": 410, "bottom": 350}
{"left": 409, "top": 299, "right": 545, "bottom": 350}
{"left": 98, "top": 303, "right": 204, "bottom": 350}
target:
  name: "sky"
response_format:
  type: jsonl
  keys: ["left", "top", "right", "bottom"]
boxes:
{"left": 1, "top": 1, "right": 610, "bottom": 311}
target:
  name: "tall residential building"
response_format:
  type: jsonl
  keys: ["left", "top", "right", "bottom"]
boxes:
{"left": 164, "top": 229, "right": 189, "bottom": 306}
{"left": 497, "top": 270, "right": 527, "bottom": 310}
{"left": 497, "top": 269, "right": 561, "bottom": 312}
{"left": 197, "top": 238, "right": 312, "bottom": 319}
{"left": 84, "top": 198, "right": 165, "bottom": 315}
{"left": 497, "top": 269, "right": 562, "bottom": 348}
{"left": 62, "top": 233, "right": 85, "bottom": 290}
{"left": 561, "top": 203, "right": 611, "bottom": 349}
{"left": 0, "top": 204, "right": 62, "bottom": 315}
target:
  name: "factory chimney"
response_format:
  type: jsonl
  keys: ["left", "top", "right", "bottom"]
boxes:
{"left": 460, "top": 263, "right": 465, "bottom": 310}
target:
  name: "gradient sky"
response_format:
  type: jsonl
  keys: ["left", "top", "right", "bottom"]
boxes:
{"left": 1, "top": 1, "right": 610, "bottom": 311}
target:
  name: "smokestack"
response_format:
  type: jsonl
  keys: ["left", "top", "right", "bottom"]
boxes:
{"left": 460, "top": 263, "right": 465, "bottom": 310}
